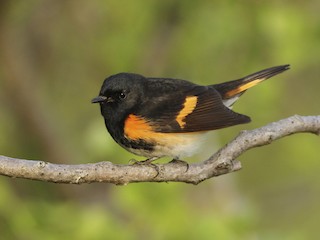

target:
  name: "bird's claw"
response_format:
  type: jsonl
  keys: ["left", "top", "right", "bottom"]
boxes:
{"left": 169, "top": 159, "right": 189, "bottom": 172}
{"left": 129, "top": 158, "right": 161, "bottom": 178}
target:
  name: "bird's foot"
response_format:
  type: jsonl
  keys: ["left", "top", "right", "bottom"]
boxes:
{"left": 169, "top": 159, "right": 189, "bottom": 172}
{"left": 129, "top": 157, "right": 159, "bottom": 164}
{"left": 129, "top": 157, "right": 160, "bottom": 177}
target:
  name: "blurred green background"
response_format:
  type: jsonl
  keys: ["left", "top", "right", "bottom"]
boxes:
{"left": 0, "top": 1, "right": 319, "bottom": 239}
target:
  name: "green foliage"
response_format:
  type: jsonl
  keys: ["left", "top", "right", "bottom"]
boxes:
{"left": 0, "top": 1, "right": 319, "bottom": 239}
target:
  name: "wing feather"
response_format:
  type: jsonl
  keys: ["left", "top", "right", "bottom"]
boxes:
{"left": 135, "top": 84, "right": 250, "bottom": 133}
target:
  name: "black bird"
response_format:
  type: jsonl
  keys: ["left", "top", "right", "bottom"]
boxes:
{"left": 92, "top": 65, "right": 290, "bottom": 162}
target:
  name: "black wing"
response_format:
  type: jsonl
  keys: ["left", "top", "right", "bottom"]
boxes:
{"left": 135, "top": 83, "right": 250, "bottom": 133}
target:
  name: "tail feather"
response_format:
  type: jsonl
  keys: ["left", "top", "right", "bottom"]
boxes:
{"left": 212, "top": 65, "right": 290, "bottom": 102}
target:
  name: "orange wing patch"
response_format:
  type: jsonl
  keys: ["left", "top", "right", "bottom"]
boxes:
{"left": 225, "top": 79, "right": 263, "bottom": 98}
{"left": 176, "top": 96, "right": 198, "bottom": 128}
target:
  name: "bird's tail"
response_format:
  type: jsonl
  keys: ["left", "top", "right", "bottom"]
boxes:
{"left": 211, "top": 64, "right": 290, "bottom": 107}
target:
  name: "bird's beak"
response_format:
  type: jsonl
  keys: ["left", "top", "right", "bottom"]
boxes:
{"left": 91, "top": 96, "right": 108, "bottom": 103}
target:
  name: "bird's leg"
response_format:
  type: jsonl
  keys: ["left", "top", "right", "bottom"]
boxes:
{"left": 169, "top": 158, "right": 189, "bottom": 172}
{"left": 129, "top": 157, "right": 161, "bottom": 177}
{"left": 129, "top": 157, "right": 159, "bottom": 165}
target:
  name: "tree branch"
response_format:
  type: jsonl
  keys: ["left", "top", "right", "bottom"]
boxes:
{"left": 1, "top": 115, "right": 319, "bottom": 185}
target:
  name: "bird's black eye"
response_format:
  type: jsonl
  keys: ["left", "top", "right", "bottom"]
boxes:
{"left": 119, "top": 92, "right": 126, "bottom": 99}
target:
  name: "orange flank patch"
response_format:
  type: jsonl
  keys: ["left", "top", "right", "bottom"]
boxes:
{"left": 124, "top": 97, "right": 198, "bottom": 140}
{"left": 124, "top": 114, "right": 157, "bottom": 140}
{"left": 176, "top": 96, "right": 198, "bottom": 128}
{"left": 123, "top": 114, "right": 205, "bottom": 158}
{"left": 124, "top": 113, "right": 199, "bottom": 141}
{"left": 225, "top": 79, "right": 263, "bottom": 98}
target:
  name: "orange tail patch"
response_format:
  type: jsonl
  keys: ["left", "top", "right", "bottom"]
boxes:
{"left": 225, "top": 79, "right": 263, "bottom": 98}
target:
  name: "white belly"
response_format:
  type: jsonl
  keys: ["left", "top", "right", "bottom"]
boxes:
{"left": 127, "top": 132, "right": 207, "bottom": 159}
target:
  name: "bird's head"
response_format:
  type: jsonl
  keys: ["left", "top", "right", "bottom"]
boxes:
{"left": 92, "top": 73, "right": 146, "bottom": 119}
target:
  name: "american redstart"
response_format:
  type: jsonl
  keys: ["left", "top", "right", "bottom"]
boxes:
{"left": 92, "top": 65, "right": 290, "bottom": 163}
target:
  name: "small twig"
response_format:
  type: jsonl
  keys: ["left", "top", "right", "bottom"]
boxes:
{"left": 0, "top": 115, "right": 319, "bottom": 185}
